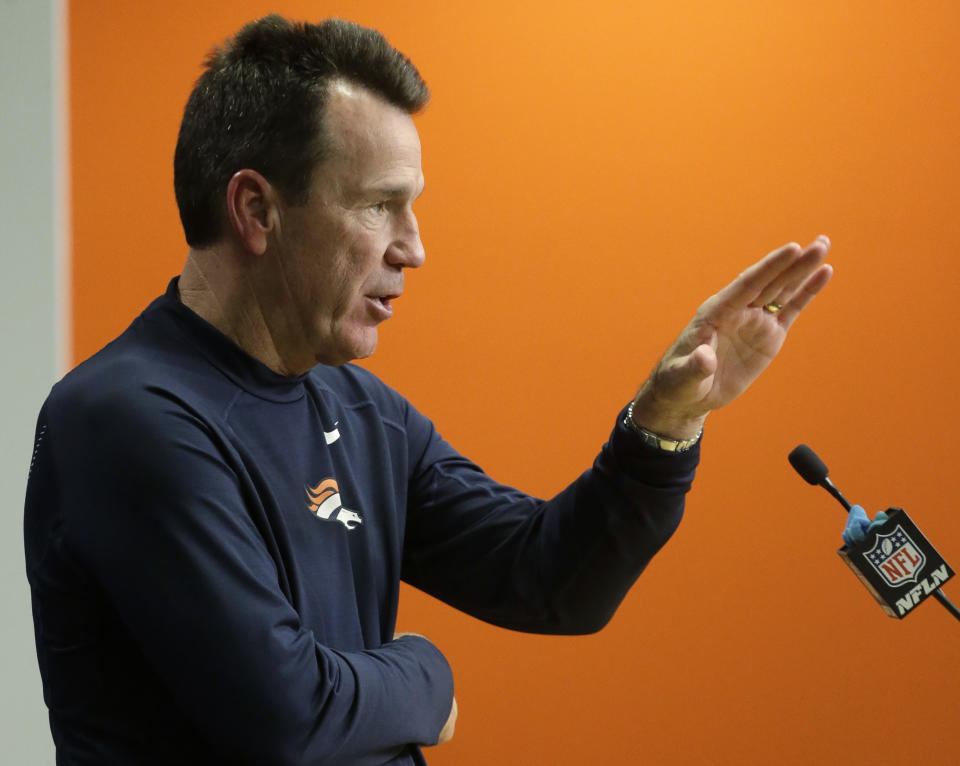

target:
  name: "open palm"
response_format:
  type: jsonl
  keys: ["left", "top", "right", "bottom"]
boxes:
{"left": 633, "top": 237, "right": 833, "bottom": 437}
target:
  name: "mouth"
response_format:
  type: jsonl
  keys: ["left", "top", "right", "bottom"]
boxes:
{"left": 366, "top": 292, "right": 400, "bottom": 319}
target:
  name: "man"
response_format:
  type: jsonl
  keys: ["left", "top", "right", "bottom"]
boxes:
{"left": 24, "top": 15, "right": 831, "bottom": 766}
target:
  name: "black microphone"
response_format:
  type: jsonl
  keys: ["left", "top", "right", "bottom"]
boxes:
{"left": 788, "top": 444, "right": 852, "bottom": 511}
{"left": 788, "top": 444, "right": 958, "bottom": 621}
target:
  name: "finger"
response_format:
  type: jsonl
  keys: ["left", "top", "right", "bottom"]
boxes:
{"left": 710, "top": 242, "right": 806, "bottom": 312}
{"left": 437, "top": 697, "right": 458, "bottom": 745}
{"left": 752, "top": 236, "right": 831, "bottom": 310}
{"left": 777, "top": 263, "right": 833, "bottom": 330}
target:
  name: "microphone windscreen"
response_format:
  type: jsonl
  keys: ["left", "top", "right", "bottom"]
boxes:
{"left": 789, "top": 444, "right": 829, "bottom": 485}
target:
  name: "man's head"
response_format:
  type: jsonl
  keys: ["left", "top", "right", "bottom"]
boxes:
{"left": 174, "top": 16, "right": 430, "bottom": 370}
{"left": 173, "top": 15, "right": 429, "bottom": 248}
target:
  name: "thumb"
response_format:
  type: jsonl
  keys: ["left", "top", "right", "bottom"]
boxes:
{"left": 656, "top": 343, "right": 717, "bottom": 398}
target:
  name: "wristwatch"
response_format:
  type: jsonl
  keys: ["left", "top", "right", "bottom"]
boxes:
{"left": 624, "top": 400, "right": 702, "bottom": 453}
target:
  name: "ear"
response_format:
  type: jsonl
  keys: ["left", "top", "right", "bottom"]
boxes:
{"left": 225, "top": 169, "right": 278, "bottom": 256}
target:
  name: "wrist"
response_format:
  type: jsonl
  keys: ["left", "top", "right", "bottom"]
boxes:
{"left": 627, "top": 390, "right": 707, "bottom": 442}
{"left": 625, "top": 399, "right": 703, "bottom": 452}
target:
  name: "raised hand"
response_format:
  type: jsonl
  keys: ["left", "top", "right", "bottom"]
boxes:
{"left": 630, "top": 236, "right": 833, "bottom": 439}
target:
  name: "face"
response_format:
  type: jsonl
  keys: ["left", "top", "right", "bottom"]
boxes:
{"left": 270, "top": 81, "right": 425, "bottom": 368}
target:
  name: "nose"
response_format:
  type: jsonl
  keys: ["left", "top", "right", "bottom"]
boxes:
{"left": 386, "top": 209, "right": 426, "bottom": 269}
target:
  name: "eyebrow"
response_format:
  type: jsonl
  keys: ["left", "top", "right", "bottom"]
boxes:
{"left": 365, "top": 181, "right": 425, "bottom": 201}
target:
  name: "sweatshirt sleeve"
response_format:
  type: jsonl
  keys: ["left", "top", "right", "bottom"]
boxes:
{"left": 41, "top": 392, "right": 452, "bottom": 766}
{"left": 401, "top": 402, "right": 698, "bottom": 634}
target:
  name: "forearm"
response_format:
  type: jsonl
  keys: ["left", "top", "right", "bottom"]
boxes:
{"left": 403, "top": 406, "right": 698, "bottom": 634}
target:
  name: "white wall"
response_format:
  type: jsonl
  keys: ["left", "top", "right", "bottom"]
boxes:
{"left": 0, "top": 0, "right": 66, "bottom": 761}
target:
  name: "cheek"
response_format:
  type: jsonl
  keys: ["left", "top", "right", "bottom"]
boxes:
{"left": 316, "top": 255, "right": 371, "bottom": 323}
{"left": 302, "top": 222, "right": 386, "bottom": 314}
{"left": 341, "top": 239, "right": 385, "bottom": 287}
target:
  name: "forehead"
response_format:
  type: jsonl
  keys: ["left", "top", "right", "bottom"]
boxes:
{"left": 319, "top": 81, "right": 422, "bottom": 190}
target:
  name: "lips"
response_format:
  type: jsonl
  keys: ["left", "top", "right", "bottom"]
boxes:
{"left": 370, "top": 292, "right": 400, "bottom": 307}
{"left": 365, "top": 292, "right": 400, "bottom": 320}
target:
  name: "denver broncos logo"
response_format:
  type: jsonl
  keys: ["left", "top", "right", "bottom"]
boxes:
{"left": 305, "top": 478, "right": 363, "bottom": 531}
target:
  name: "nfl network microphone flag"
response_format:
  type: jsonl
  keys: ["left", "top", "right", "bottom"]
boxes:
{"left": 838, "top": 508, "right": 955, "bottom": 618}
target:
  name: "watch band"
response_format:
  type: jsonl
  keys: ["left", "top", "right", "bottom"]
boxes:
{"left": 624, "top": 400, "right": 702, "bottom": 453}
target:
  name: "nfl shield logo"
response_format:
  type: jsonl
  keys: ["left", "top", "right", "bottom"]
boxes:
{"left": 863, "top": 525, "right": 927, "bottom": 588}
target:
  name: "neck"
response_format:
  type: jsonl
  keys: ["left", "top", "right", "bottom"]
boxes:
{"left": 178, "top": 248, "right": 310, "bottom": 376}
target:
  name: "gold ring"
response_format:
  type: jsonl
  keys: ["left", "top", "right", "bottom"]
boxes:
{"left": 762, "top": 302, "right": 783, "bottom": 314}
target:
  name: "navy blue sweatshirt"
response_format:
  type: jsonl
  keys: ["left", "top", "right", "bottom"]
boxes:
{"left": 24, "top": 279, "right": 699, "bottom": 765}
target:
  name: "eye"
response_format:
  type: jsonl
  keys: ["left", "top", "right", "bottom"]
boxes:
{"left": 371, "top": 201, "right": 388, "bottom": 214}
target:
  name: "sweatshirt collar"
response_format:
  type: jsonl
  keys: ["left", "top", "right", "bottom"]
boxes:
{"left": 151, "top": 277, "right": 310, "bottom": 402}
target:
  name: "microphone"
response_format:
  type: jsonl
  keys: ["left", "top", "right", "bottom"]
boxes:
{"left": 788, "top": 444, "right": 851, "bottom": 510}
{"left": 788, "top": 444, "right": 958, "bottom": 621}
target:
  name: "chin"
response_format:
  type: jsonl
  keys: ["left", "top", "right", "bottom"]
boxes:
{"left": 311, "top": 318, "right": 381, "bottom": 366}
{"left": 333, "top": 329, "right": 379, "bottom": 365}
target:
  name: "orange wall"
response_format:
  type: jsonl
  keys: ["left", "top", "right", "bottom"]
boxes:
{"left": 70, "top": 1, "right": 960, "bottom": 763}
